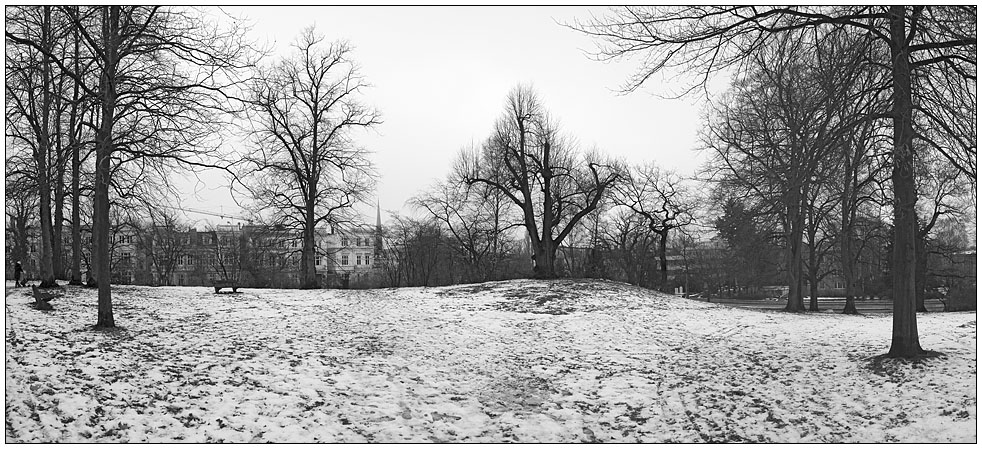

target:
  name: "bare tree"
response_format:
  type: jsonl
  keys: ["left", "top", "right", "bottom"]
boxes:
{"left": 598, "top": 208, "right": 654, "bottom": 287}
{"left": 614, "top": 163, "right": 695, "bottom": 293}
{"left": 208, "top": 224, "right": 243, "bottom": 284}
{"left": 5, "top": 166, "right": 39, "bottom": 275}
{"left": 459, "top": 85, "right": 620, "bottom": 279}
{"left": 238, "top": 27, "right": 379, "bottom": 289}
{"left": 701, "top": 30, "right": 859, "bottom": 312}
{"left": 6, "top": 6, "right": 62, "bottom": 287}
{"left": 915, "top": 151, "right": 973, "bottom": 311}
{"left": 134, "top": 206, "right": 188, "bottom": 286}
{"left": 411, "top": 170, "right": 521, "bottom": 283}
{"left": 383, "top": 215, "right": 448, "bottom": 287}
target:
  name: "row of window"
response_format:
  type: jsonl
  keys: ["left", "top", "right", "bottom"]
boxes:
{"left": 340, "top": 237, "right": 373, "bottom": 248}
{"left": 112, "top": 235, "right": 135, "bottom": 245}
{"left": 339, "top": 253, "right": 372, "bottom": 266}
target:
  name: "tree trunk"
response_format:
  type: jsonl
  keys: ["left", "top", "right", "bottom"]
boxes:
{"left": 808, "top": 263, "right": 820, "bottom": 312}
{"left": 68, "top": 6, "right": 84, "bottom": 286}
{"left": 69, "top": 113, "right": 83, "bottom": 285}
{"left": 53, "top": 124, "right": 66, "bottom": 281}
{"left": 300, "top": 206, "right": 318, "bottom": 289}
{"left": 785, "top": 193, "right": 806, "bottom": 312}
{"left": 914, "top": 234, "right": 928, "bottom": 312}
{"left": 807, "top": 229, "right": 820, "bottom": 312}
{"left": 94, "top": 5, "right": 119, "bottom": 329}
{"left": 533, "top": 240, "right": 558, "bottom": 279}
{"left": 658, "top": 230, "right": 669, "bottom": 293}
{"left": 841, "top": 223, "right": 859, "bottom": 315}
{"left": 29, "top": 7, "right": 57, "bottom": 288}
{"left": 886, "top": 6, "right": 923, "bottom": 357}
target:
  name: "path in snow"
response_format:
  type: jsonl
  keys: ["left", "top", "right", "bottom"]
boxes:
{"left": 4, "top": 280, "right": 976, "bottom": 443}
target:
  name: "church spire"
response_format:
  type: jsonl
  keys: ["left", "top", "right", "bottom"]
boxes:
{"left": 374, "top": 199, "right": 383, "bottom": 257}
{"left": 376, "top": 200, "right": 382, "bottom": 230}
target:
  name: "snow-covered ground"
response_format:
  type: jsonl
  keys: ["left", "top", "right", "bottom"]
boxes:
{"left": 4, "top": 279, "right": 976, "bottom": 443}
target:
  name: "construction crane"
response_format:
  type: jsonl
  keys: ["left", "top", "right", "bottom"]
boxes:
{"left": 158, "top": 204, "right": 251, "bottom": 223}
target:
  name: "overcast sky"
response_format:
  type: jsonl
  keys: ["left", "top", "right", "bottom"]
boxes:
{"left": 178, "top": 6, "right": 726, "bottom": 227}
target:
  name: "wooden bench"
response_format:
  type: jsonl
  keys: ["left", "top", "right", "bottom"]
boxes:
{"left": 212, "top": 280, "right": 239, "bottom": 293}
{"left": 31, "top": 285, "right": 58, "bottom": 310}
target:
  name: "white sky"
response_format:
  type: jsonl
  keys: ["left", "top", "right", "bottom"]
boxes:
{"left": 178, "top": 6, "right": 725, "bottom": 227}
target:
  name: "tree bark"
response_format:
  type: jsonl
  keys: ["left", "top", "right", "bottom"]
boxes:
{"left": 94, "top": 5, "right": 120, "bottom": 328}
{"left": 886, "top": 6, "right": 923, "bottom": 357}
{"left": 300, "top": 204, "right": 318, "bottom": 289}
{"left": 69, "top": 9, "right": 83, "bottom": 286}
{"left": 914, "top": 234, "right": 928, "bottom": 312}
{"left": 69, "top": 93, "right": 83, "bottom": 285}
{"left": 840, "top": 212, "right": 859, "bottom": 315}
{"left": 533, "top": 239, "right": 558, "bottom": 279}
{"left": 785, "top": 189, "right": 806, "bottom": 312}
{"left": 658, "top": 229, "right": 669, "bottom": 293}
{"left": 52, "top": 103, "right": 66, "bottom": 280}
{"left": 35, "top": 7, "right": 58, "bottom": 288}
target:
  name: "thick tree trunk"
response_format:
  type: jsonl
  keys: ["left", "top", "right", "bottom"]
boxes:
{"left": 300, "top": 206, "right": 318, "bottom": 289}
{"left": 785, "top": 195, "right": 806, "bottom": 312}
{"left": 38, "top": 176, "right": 57, "bottom": 287}
{"left": 841, "top": 225, "right": 859, "bottom": 315}
{"left": 94, "top": 6, "right": 119, "bottom": 329}
{"left": 36, "top": 7, "right": 57, "bottom": 288}
{"left": 886, "top": 6, "right": 923, "bottom": 357}
{"left": 658, "top": 230, "right": 669, "bottom": 293}
{"left": 532, "top": 240, "right": 558, "bottom": 279}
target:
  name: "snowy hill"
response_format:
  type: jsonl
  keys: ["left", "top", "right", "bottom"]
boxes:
{"left": 4, "top": 279, "right": 976, "bottom": 443}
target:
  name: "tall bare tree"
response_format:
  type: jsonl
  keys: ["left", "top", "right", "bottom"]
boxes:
{"left": 701, "top": 30, "right": 861, "bottom": 311}
{"left": 6, "top": 6, "right": 62, "bottom": 287}
{"left": 459, "top": 85, "right": 620, "bottom": 279}
{"left": 239, "top": 27, "right": 379, "bottom": 289}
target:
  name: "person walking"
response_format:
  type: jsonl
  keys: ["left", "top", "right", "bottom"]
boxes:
{"left": 14, "top": 261, "right": 24, "bottom": 287}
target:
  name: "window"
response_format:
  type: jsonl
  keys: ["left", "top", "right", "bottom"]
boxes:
{"left": 365, "top": 254, "right": 370, "bottom": 266}
{"left": 186, "top": 254, "right": 193, "bottom": 266}
{"left": 177, "top": 274, "right": 185, "bottom": 286}
{"left": 341, "top": 254, "right": 349, "bottom": 266}
{"left": 341, "top": 237, "right": 349, "bottom": 247}
{"left": 291, "top": 239, "right": 298, "bottom": 248}
{"left": 121, "top": 252, "right": 132, "bottom": 266}
{"left": 356, "top": 254, "right": 362, "bottom": 265}
{"left": 315, "top": 256, "right": 321, "bottom": 266}
{"left": 356, "top": 237, "right": 362, "bottom": 247}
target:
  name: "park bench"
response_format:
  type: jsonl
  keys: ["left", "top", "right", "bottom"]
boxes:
{"left": 31, "top": 285, "right": 59, "bottom": 311}
{"left": 212, "top": 279, "right": 239, "bottom": 294}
